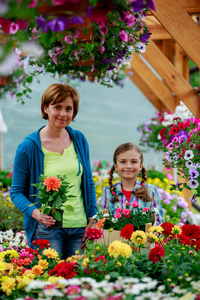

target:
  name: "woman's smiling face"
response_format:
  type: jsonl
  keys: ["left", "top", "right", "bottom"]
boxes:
{"left": 44, "top": 97, "right": 74, "bottom": 129}
{"left": 114, "top": 149, "right": 143, "bottom": 181}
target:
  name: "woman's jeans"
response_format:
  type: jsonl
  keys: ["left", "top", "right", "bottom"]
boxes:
{"left": 32, "top": 223, "right": 85, "bottom": 259}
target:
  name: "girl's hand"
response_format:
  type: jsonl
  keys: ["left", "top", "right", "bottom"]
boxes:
{"left": 32, "top": 209, "right": 55, "bottom": 227}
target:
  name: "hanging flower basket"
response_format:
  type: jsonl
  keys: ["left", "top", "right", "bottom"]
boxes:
{"left": 37, "top": 0, "right": 90, "bottom": 16}
{"left": 0, "top": 77, "right": 7, "bottom": 86}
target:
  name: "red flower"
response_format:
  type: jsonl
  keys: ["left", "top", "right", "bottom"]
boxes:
{"left": 89, "top": 2, "right": 113, "bottom": 25}
{"left": 159, "top": 127, "right": 165, "bottom": 137}
{"left": 178, "top": 123, "right": 185, "bottom": 131}
{"left": 148, "top": 245, "right": 165, "bottom": 263}
{"left": 86, "top": 228, "right": 103, "bottom": 241}
{"left": 196, "top": 144, "right": 200, "bottom": 151}
{"left": 0, "top": 17, "right": 12, "bottom": 34}
{"left": 32, "top": 239, "right": 51, "bottom": 250}
{"left": 169, "top": 126, "right": 178, "bottom": 135}
{"left": 48, "top": 262, "right": 77, "bottom": 279}
{"left": 161, "top": 222, "right": 174, "bottom": 237}
{"left": 120, "top": 224, "right": 134, "bottom": 239}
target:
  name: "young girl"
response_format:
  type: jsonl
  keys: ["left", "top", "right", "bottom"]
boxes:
{"left": 100, "top": 143, "right": 164, "bottom": 225}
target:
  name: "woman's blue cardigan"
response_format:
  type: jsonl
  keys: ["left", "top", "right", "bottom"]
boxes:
{"left": 10, "top": 126, "right": 97, "bottom": 246}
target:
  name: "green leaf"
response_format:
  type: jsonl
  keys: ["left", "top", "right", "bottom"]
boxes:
{"left": 43, "top": 207, "right": 51, "bottom": 215}
{"left": 53, "top": 210, "right": 62, "bottom": 221}
{"left": 26, "top": 76, "right": 33, "bottom": 83}
{"left": 65, "top": 205, "right": 74, "bottom": 212}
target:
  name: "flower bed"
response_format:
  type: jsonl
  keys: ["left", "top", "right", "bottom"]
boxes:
{"left": 0, "top": 222, "right": 200, "bottom": 299}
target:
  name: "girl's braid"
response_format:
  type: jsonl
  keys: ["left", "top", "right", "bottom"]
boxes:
{"left": 134, "top": 166, "right": 153, "bottom": 202}
{"left": 108, "top": 165, "right": 119, "bottom": 203}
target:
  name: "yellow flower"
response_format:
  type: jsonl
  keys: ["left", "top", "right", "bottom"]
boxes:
{"left": 31, "top": 265, "right": 44, "bottom": 276}
{"left": 0, "top": 250, "right": 19, "bottom": 260}
{"left": 108, "top": 240, "right": 123, "bottom": 258}
{"left": 172, "top": 225, "right": 182, "bottom": 235}
{"left": 148, "top": 226, "right": 164, "bottom": 234}
{"left": 1, "top": 277, "right": 16, "bottom": 296}
{"left": 118, "top": 243, "right": 132, "bottom": 258}
{"left": 108, "top": 240, "right": 132, "bottom": 258}
{"left": 0, "top": 261, "right": 7, "bottom": 272}
{"left": 42, "top": 248, "right": 59, "bottom": 259}
{"left": 23, "top": 270, "right": 35, "bottom": 279}
{"left": 131, "top": 230, "right": 146, "bottom": 245}
{"left": 16, "top": 276, "right": 32, "bottom": 289}
{"left": 116, "top": 262, "right": 121, "bottom": 267}
{"left": 38, "top": 259, "right": 49, "bottom": 269}
{"left": 82, "top": 257, "right": 89, "bottom": 266}
{"left": 146, "top": 232, "right": 159, "bottom": 242}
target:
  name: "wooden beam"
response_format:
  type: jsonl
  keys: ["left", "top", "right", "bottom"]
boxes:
{"left": 161, "top": 40, "right": 175, "bottom": 63}
{"left": 147, "top": 25, "right": 172, "bottom": 40}
{"left": 147, "top": 0, "right": 200, "bottom": 14}
{"left": 130, "top": 54, "right": 177, "bottom": 112}
{"left": 150, "top": 0, "right": 200, "bottom": 69}
{"left": 125, "top": 68, "right": 165, "bottom": 112}
{"left": 142, "top": 40, "right": 200, "bottom": 117}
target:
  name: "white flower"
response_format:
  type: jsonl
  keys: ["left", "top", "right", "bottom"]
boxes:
{"left": 189, "top": 179, "right": 199, "bottom": 189}
{"left": 43, "top": 288, "right": 63, "bottom": 297}
{"left": 184, "top": 150, "right": 194, "bottom": 160}
{"left": 103, "top": 213, "right": 109, "bottom": 218}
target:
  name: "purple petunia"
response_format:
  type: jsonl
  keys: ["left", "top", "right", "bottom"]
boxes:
{"left": 189, "top": 168, "right": 199, "bottom": 179}
{"left": 189, "top": 194, "right": 197, "bottom": 203}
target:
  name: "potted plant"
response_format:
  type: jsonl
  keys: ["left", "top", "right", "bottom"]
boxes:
{"left": 95, "top": 203, "right": 156, "bottom": 247}
{"left": 29, "top": 174, "right": 74, "bottom": 228}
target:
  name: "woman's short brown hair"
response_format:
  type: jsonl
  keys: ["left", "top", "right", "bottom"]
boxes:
{"left": 41, "top": 84, "right": 80, "bottom": 120}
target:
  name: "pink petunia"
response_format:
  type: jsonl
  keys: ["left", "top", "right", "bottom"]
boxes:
{"left": 120, "top": 30, "right": 128, "bottom": 42}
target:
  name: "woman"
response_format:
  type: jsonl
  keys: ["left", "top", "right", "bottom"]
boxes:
{"left": 11, "top": 84, "right": 97, "bottom": 258}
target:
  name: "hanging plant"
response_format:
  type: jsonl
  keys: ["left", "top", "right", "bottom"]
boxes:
{"left": 0, "top": 0, "right": 155, "bottom": 90}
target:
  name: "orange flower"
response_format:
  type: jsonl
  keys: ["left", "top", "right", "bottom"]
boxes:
{"left": 43, "top": 177, "right": 61, "bottom": 192}
{"left": 31, "top": 265, "right": 44, "bottom": 276}
{"left": 95, "top": 218, "right": 105, "bottom": 229}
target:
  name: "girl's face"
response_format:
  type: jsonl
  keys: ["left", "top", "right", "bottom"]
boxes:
{"left": 114, "top": 149, "right": 143, "bottom": 182}
{"left": 44, "top": 97, "right": 74, "bottom": 129}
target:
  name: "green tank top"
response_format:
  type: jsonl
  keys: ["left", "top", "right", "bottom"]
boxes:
{"left": 42, "top": 141, "right": 87, "bottom": 228}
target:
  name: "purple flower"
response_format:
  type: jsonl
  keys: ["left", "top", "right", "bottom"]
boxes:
{"left": 189, "top": 179, "right": 199, "bottom": 189}
{"left": 131, "top": 0, "right": 145, "bottom": 12}
{"left": 189, "top": 168, "right": 199, "bottom": 179}
{"left": 36, "top": 16, "right": 49, "bottom": 33}
{"left": 189, "top": 194, "right": 197, "bottom": 203}
{"left": 48, "top": 18, "right": 67, "bottom": 32}
{"left": 178, "top": 197, "right": 188, "bottom": 208}
{"left": 146, "top": 0, "right": 155, "bottom": 10}
{"left": 69, "top": 16, "right": 83, "bottom": 25}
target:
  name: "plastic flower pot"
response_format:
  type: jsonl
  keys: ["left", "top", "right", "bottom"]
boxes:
{"left": 48, "top": 209, "right": 64, "bottom": 229}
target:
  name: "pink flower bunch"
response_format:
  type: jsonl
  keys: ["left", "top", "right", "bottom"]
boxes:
{"left": 86, "top": 228, "right": 104, "bottom": 241}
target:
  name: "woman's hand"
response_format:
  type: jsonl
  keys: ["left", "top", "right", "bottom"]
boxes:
{"left": 81, "top": 220, "right": 96, "bottom": 251}
{"left": 32, "top": 209, "right": 55, "bottom": 227}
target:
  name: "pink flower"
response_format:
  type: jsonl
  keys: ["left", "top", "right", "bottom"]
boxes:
{"left": 143, "top": 207, "right": 150, "bottom": 212}
{"left": 98, "top": 46, "right": 105, "bottom": 54}
{"left": 116, "top": 208, "right": 122, "bottom": 213}
{"left": 10, "top": 22, "right": 19, "bottom": 34}
{"left": 120, "top": 30, "right": 128, "bottom": 42}
{"left": 131, "top": 201, "right": 139, "bottom": 208}
{"left": 122, "top": 208, "right": 131, "bottom": 215}
{"left": 27, "top": 0, "right": 38, "bottom": 8}
{"left": 100, "top": 25, "right": 108, "bottom": 35}
{"left": 66, "top": 285, "right": 81, "bottom": 295}
{"left": 114, "top": 213, "right": 122, "bottom": 219}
